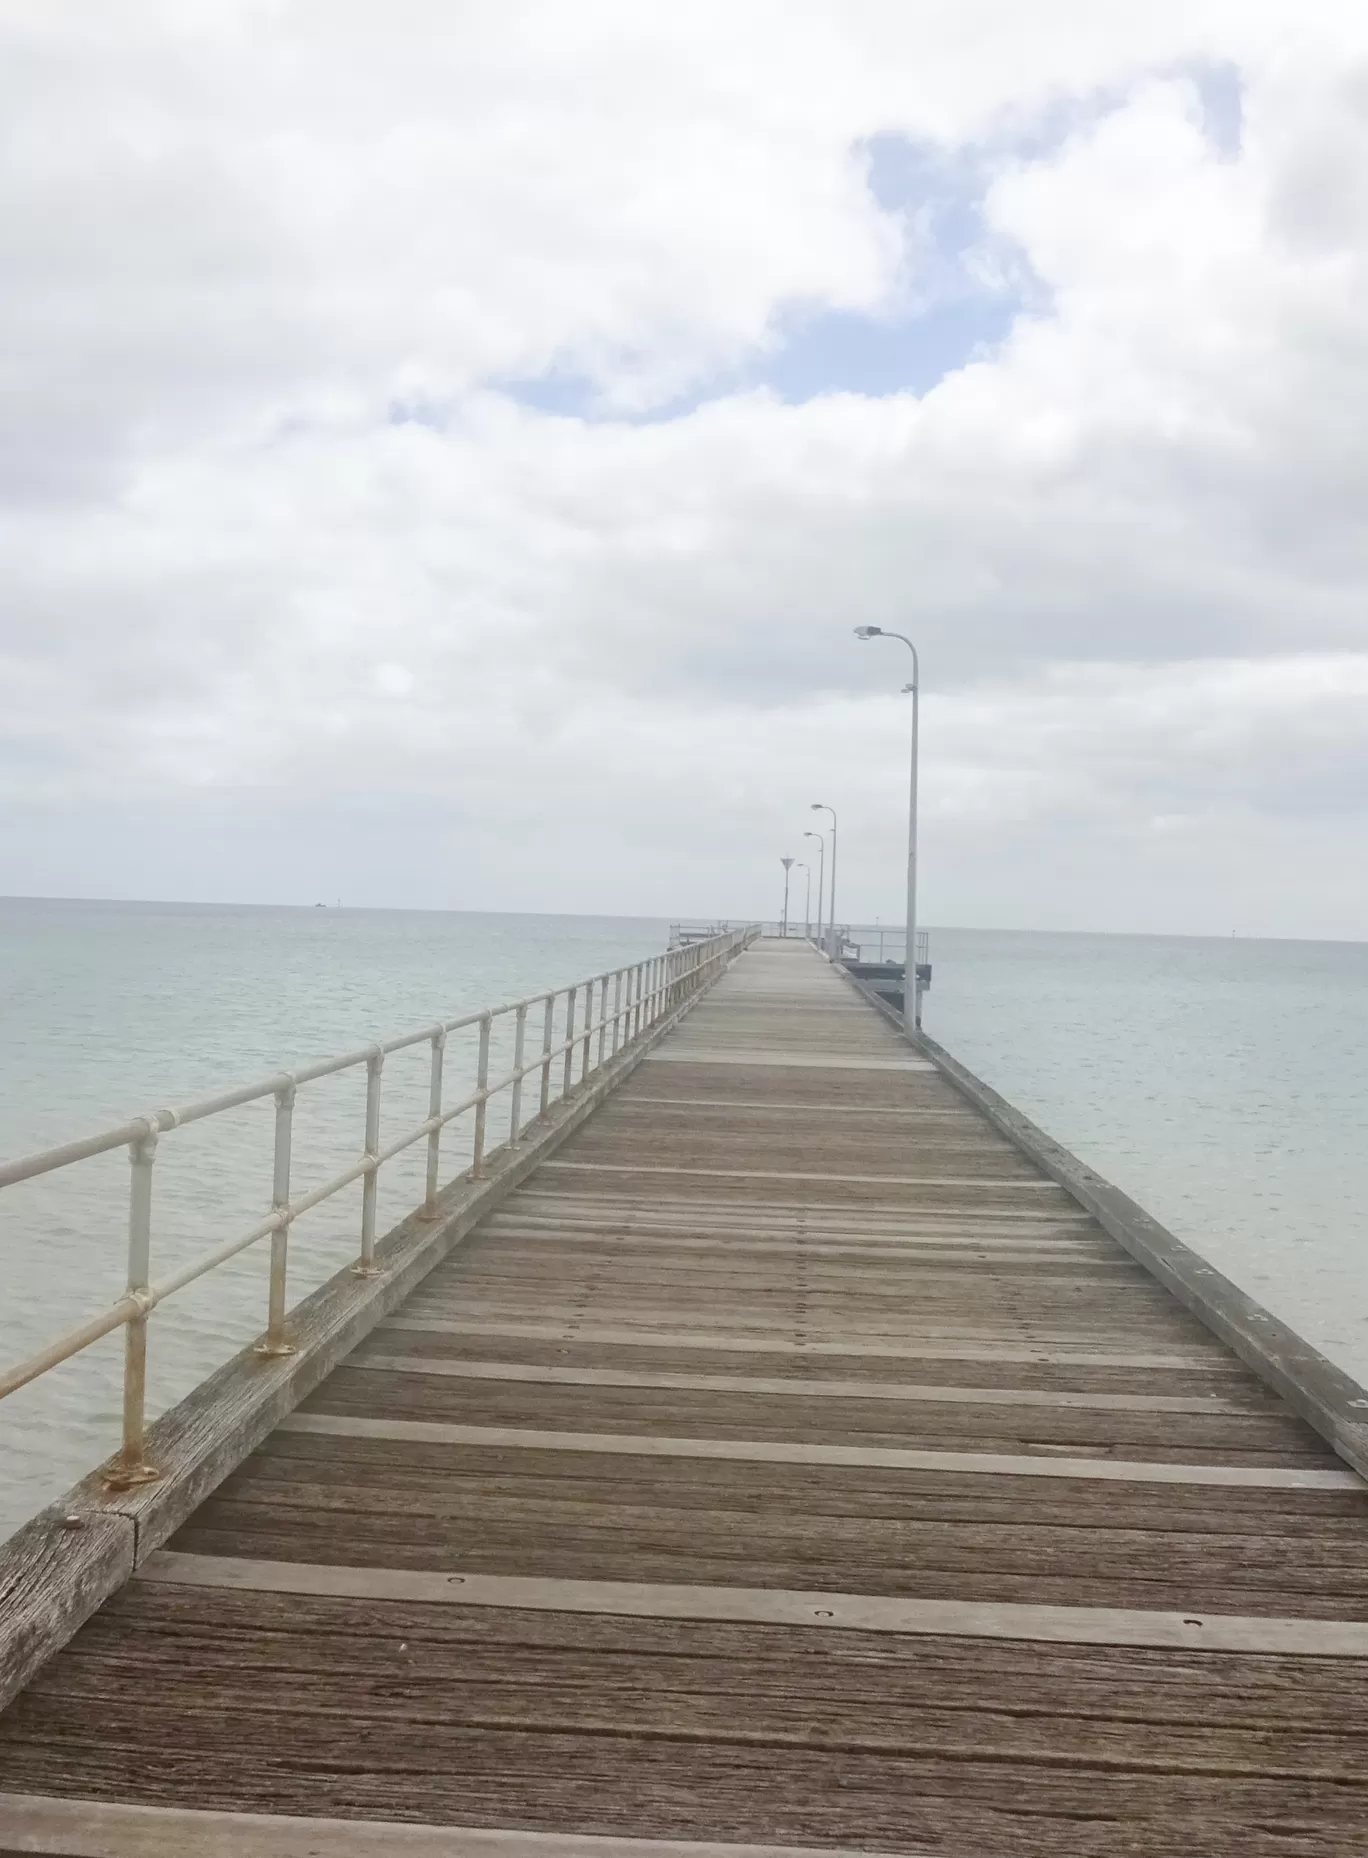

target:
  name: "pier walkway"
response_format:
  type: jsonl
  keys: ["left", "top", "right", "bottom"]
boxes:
{"left": 4, "top": 939, "right": 1368, "bottom": 1855}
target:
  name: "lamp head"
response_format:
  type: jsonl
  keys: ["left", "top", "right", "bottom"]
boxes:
{"left": 854, "top": 626, "right": 882, "bottom": 639}
{"left": 810, "top": 802, "right": 822, "bottom": 811}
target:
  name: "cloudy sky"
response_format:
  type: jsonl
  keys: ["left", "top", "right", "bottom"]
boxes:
{"left": 3, "top": 1, "right": 1367, "bottom": 935}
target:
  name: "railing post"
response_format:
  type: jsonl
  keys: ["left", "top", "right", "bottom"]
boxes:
{"left": 562, "top": 986, "right": 577, "bottom": 1098}
{"left": 581, "top": 977, "right": 596, "bottom": 1084}
{"left": 418, "top": 1028, "right": 445, "bottom": 1220}
{"left": 471, "top": 1013, "right": 492, "bottom": 1177}
{"left": 509, "top": 1003, "right": 528, "bottom": 1142}
{"left": 631, "top": 964, "right": 642, "bottom": 1039}
{"left": 256, "top": 1080, "right": 297, "bottom": 1356}
{"left": 105, "top": 1124, "right": 161, "bottom": 1489}
{"left": 597, "top": 974, "right": 609, "bottom": 1069}
{"left": 354, "top": 1048, "right": 384, "bottom": 1277}
{"left": 611, "top": 969, "right": 623, "bottom": 1055}
{"left": 539, "top": 994, "right": 555, "bottom": 1115}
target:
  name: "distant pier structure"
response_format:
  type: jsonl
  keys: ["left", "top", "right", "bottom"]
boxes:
{"left": 3, "top": 933, "right": 1368, "bottom": 1855}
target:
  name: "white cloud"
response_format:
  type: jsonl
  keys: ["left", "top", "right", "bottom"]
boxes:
{"left": 3, "top": 3, "right": 1368, "bottom": 933}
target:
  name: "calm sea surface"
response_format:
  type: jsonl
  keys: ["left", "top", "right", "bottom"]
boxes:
{"left": 2, "top": 901, "right": 1366, "bottom": 1539}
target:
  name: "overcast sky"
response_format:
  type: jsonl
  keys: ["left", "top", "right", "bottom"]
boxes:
{"left": 3, "top": 2, "right": 1367, "bottom": 935}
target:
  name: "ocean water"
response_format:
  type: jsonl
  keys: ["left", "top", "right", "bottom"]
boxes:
{"left": 0, "top": 899, "right": 670, "bottom": 1539}
{"left": 2, "top": 902, "right": 1366, "bottom": 1541}
{"left": 920, "top": 928, "right": 1368, "bottom": 1391}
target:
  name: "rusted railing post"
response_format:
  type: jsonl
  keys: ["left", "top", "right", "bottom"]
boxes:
{"left": 354, "top": 1048, "right": 384, "bottom": 1277}
{"left": 471, "top": 1014, "right": 492, "bottom": 1177}
{"left": 256, "top": 1080, "right": 297, "bottom": 1356}
{"left": 105, "top": 1124, "right": 161, "bottom": 1488}
{"left": 509, "top": 1003, "right": 528, "bottom": 1142}
{"left": 539, "top": 993, "right": 555, "bottom": 1116}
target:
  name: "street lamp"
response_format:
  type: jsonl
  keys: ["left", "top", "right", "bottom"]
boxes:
{"left": 795, "top": 861, "right": 811, "bottom": 940}
{"left": 810, "top": 804, "right": 837, "bottom": 958}
{"left": 780, "top": 856, "right": 795, "bottom": 937}
{"left": 854, "top": 625, "right": 920, "bottom": 1033}
{"left": 803, "top": 830, "right": 825, "bottom": 949}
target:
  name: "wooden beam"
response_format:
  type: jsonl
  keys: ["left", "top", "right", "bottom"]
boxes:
{"left": 278, "top": 1413, "right": 1363, "bottom": 1489}
{"left": 139, "top": 1553, "right": 1368, "bottom": 1658}
{"left": 349, "top": 1355, "right": 1257, "bottom": 1414}
{"left": 0, "top": 1795, "right": 920, "bottom": 1858}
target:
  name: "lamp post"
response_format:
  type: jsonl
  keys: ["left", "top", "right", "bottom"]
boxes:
{"left": 796, "top": 862, "right": 811, "bottom": 940}
{"left": 854, "top": 625, "right": 919, "bottom": 1033}
{"left": 803, "top": 830, "right": 824, "bottom": 949}
{"left": 780, "top": 856, "right": 795, "bottom": 937}
{"left": 810, "top": 804, "right": 837, "bottom": 958}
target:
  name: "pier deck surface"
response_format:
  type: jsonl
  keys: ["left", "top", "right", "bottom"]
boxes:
{"left": 3, "top": 939, "right": 1368, "bottom": 1856}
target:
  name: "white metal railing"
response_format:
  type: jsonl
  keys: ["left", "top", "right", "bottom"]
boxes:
{"left": 0, "top": 927, "right": 756, "bottom": 1490}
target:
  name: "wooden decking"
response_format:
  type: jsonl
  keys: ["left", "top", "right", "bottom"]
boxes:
{"left": 4, "top": 938, "right": 1368, "bottom": 1855}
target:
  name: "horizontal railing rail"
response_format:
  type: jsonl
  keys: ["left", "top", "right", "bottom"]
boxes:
{"left": 1, "top": 927, "right": 758, "bottom": 1489}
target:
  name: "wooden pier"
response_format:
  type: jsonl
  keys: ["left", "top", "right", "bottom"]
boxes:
{"left": 3, "top": 937, "right": 1368, "bottom": 1855}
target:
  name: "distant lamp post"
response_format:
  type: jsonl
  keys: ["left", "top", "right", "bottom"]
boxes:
{"left": 810, "top": 804, "right": 837, "bottom": 958}
{"left": 854, "top": 625, "right": 920, "bottom": 1033}
{"left": 795, "top": 862, "right": 811, "bottom": 940}
{"left": 803, "top": 829, "right": 825, "bottom": 949}
{"left": 779, "top": 857, "right": 795, "bottom": 937}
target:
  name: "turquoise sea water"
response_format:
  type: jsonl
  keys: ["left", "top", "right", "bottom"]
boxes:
{"left": 922, "top": 926, "right": 1368, "bottom": 1389}
{"left": 0, "top": 899, "right": 670, "bottom": 1538}
{"left": 2, "top": 900, "right": 1366, "bottom": 1539}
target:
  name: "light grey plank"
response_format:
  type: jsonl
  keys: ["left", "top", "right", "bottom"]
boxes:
{"left": 350, "top": 1355, "right": 1257, "bottom": 1414}
{"left": 617, "top": 1098, "right": 979, "bottom": 1116}
{"left": 377, "top": 1317, "right": 1241, "bottom": 1370}
{"left": 642, "top": 1052, "right": 934, "bottom": 1070}
{"left": 541, "top": 1162, "right": 1062, "bottom": 1189}
{"left": 0, "top": 1795, "right": 917, "bottom": 1858}
{"left": 139, "top": 1554, "right": 1368, "bottom": 1658}
{"left": 475, "top": 1229, "right": 1100, "bottom": 1263}
{"left": 279, "top": 1413, "right": 1361, "bottom": 1489}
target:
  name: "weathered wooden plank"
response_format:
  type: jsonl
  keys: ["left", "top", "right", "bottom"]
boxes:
{"left": 0, "top": 1795, "right": 922, "bottom": 1858}
{"left": 277, "top": 1413, "right": 1363, "bottom": 1487}
{"left": 377, "top": 1318, "right": 1239, "bottom": 1374}
{"left": 641, "top": 1052, "right": 934, "bottom": 1069}
{"left": 139, "top": 1553, "right": 1368, "bottom": 1656}
{"left": 345, "top": 1355, "right": 1258, "bottom": 1415}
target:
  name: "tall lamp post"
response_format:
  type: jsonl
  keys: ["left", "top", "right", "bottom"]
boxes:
{"left": 780, "top": 856, "right": 795, "bottom": 937}
{"left": 796, "top": 862, "right": 811, "bottom": 940}
{"left": 803, "top": 829, "right": 824, "bottom": 948}
{"left": 854, "top": 626, "right": 919, "bottom": 1033}
{"left": 810, "top": 804, "right": 837, "bottom": 958}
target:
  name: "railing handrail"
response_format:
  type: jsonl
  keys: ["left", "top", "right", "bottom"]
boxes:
{"left": 1, "top": 925, "right": 760, "bottom": 1490}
